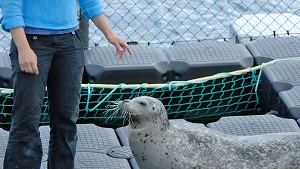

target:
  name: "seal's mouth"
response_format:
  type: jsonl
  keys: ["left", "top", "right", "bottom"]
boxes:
{"left": 104, "top": 99, "right": 141, "bottom": 126}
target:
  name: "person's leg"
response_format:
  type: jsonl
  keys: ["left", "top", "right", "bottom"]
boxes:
{"left": 3, "top": 35, "right": 54, "bottom": 169}
{"left": 47, "top": 30, "right": 84, "bottom": 169}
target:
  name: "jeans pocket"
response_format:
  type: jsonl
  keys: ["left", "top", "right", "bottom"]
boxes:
{"left": 70, "top": 32, "right": 84, "bottom": 70}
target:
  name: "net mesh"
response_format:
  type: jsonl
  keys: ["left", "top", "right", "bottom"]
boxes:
{"left": 0, "top": 63, "right": 264, "bottom": 128}
{"left": 1, "top": 1, "right": 300, "bottom": 51}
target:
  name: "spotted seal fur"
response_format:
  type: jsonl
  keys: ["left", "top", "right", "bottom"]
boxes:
{"left": 117, "top": 96, "right": 300, "bottom": 169}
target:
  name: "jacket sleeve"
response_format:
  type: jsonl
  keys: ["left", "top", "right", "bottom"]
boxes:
{"left": 78, "top": 0, "right": 105, "bottom": 20}
{"left": 0, "top": 0, "right": 25, "bottom": 32}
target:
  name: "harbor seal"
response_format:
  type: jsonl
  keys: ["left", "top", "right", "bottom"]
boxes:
{"left": 118, "top": 96, "right": 300, "bottom": 169}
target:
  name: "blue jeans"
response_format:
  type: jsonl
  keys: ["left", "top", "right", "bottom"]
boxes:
{"left": 3, "top": 30, "right": 84, "bottom": 169}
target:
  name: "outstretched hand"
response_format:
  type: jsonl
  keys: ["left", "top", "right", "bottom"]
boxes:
{"left": 91, "top": 14, "right": 133, "bottom": 59}
{"left": 106, "top": 33, "right": 133, "bottom": 59}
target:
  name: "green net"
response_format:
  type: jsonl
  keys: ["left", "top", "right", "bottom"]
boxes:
{"left": 0, "top": 64, "right": 265, "bottom": 128}
{"left": 2, "top": 57, "right": 300, "bottom": 128}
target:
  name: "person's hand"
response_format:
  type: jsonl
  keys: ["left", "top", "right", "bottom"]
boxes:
{"left": 18, "top": 47, "right": 39, "bottom": 75}
{"left": 105, "top": 33, "right": 133, "bottom": 59}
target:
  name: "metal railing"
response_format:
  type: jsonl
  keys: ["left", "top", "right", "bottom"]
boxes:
{"left": 1, "top": 0, "right": 300, "bottom": 52}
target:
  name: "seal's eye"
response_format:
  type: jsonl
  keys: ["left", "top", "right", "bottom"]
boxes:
{"left": 139, "top": 102, "right": 146, "bottom": 106}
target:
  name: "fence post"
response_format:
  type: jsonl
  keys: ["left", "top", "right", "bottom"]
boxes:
{"left": 79, "top": 9, "right": 89, "bottom": 49}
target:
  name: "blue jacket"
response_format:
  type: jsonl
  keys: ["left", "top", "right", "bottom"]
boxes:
{"left": 0, "top": 0, "right": 104, "bottom": 33}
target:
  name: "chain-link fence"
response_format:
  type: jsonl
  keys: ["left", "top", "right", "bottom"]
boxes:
{"left": 1, "top": 0, "right": 300, "bottom": 51}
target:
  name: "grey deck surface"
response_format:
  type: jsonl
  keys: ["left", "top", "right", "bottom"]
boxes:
{"left": 164, "top": 41, "right": 254, "bottom": 80}
{"left": 263, "top": 60, "right": 300, "bottom": 93}
{"left": 279, "top": 86, "right": 300, "bottom": 120}
{"left": 0, "top": 157, "right": 3, "bottom": 169}
{"left": 39, "top": 124, "right": 132, "bottom": 169}
{"left": 0, "top": 51, "right": 11, "bottom": 69}
{"left": 74, "top": 152, "right": 131, "bottom": 169}
{"left": 246, "top": 37, "right": 300, "bottom": 65}
{"left": 0, "top": 128, "right": 8, "bottom": 156}
{"left": 39, "top": 124, "right": 121, "bottom": 153}
{"left": 0, "top": 118, "right": 299, "bottom": 168}
{"left": 41, "top": 152, "right": 132, "bottom": 169}
{"left": 206, "top": 115, "right": 300, "bottom": 136}
{"left": 261, "top": 59, "right": 300, "bottom": 113}
{"left": 0, "top": 128, "right": 8, "bottom": 169}
{"left": 0, "top": 51, "right": 12, "bottom": 88}
{"left": 83, "top": 45, "right": 172, "bottom": 84}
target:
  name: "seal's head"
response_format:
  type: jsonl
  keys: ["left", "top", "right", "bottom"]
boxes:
{"left": 118, "top": 96, "right": 169, "bottom": 132}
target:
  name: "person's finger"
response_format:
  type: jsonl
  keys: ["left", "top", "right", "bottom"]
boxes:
{"left": 31, "top": 64, "right": 39, "bottom": 75}
{"left": 20, "top": 63, "right": 29, "bottom": 73}
{"left": 19, "top": 64, "right": 25, "bottom": 72}
{"left": 116, "top": 49, "right": 121, "bottom": 59}
{"left": 33, "top": 56, "right": 39, "bottom": 75}
{"left": 114, "top": 41, "right": 123, "bottom": 54}
{"left": 25, "top": 64, "right": 33, "bottom": 74}
{"left": 116, "top": 49, "right": 119, "bottom": 58}
{"left": 120, "top": 47, "right": 126, "bottom": 59}
{"left": 121, "top": 41, "right": 133, "bottom": 55}
{"left": 126, "top": 45, "right": 133, "bottom": 55}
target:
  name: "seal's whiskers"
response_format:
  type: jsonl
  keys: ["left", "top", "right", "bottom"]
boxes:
{"left": 106, "top": 108, "right": 120, "bottom": 123}
{"left": 119, "top": 106, "right": 126, "bottom": 126}
{"left": 101, "top": 106, "right": 117, "bottom": 115}
{"left": 104, "top": 105, "right": 120, "bottom": 123}
{"left": 128, "top": 114, "right": 134, "bottom": 126}
{"left": 101, "top": 99, "right": 123, "bottom": 123}
{"left": 121, "top": 108, "right": 130, "bottom": 127}
{"left": 120, "top": 106, "right": 134, "bottom": 126}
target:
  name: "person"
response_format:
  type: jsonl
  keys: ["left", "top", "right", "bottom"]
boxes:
{"left": 1, "top": 0, "right": 133, "bottom": 168}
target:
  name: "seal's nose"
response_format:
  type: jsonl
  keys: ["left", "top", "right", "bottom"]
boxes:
{"left": 118, "top": 99, "right": 129, "bottom": 106}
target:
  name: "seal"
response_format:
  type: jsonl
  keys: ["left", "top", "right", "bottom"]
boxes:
{"left": 117, "top": 96, "right": 300, "bottom": 169}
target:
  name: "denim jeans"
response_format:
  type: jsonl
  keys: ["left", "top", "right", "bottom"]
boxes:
{"left": 3, "top": 30, "right": 84, "bottom": 169}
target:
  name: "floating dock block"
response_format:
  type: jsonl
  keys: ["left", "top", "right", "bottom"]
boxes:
{"left": 164, "top": 41, "right": 254, "bottom": 81}
{"left": 0, "top": 128, "right": 8, "bottom": 169}
{"left": 260, "top": 60, "right": 300, "bottom": 113}
{"left": 246, "top": 37, "right": 300, "bottom": 65}
{"left": 39, "top": 124, "right": 132, "bottom": 169}
{"left": 0, "top": 157, "right": 3, "bottom": 169}
{"left": 206, "top": 114, "right": 300, "bottom": 136}
{"left": 0, "top": 52, "right": 12, "bottom": 88}
{"left": 83, "top": 45, "right": 173, "bottom": 84}
{"left": 74, "top": 152, "right": 131, "bottom": 169}
{"left": 0, "top": 128, "right": 8, "bottom": 154}
{"left": 278, "top": 86, "right": 300, "bottom": 120}
{"left": 164, "top": 41, "right": 255, "bottom": 119}
{"left": 230, "top": 13, "right": 300, "bottom": 44}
